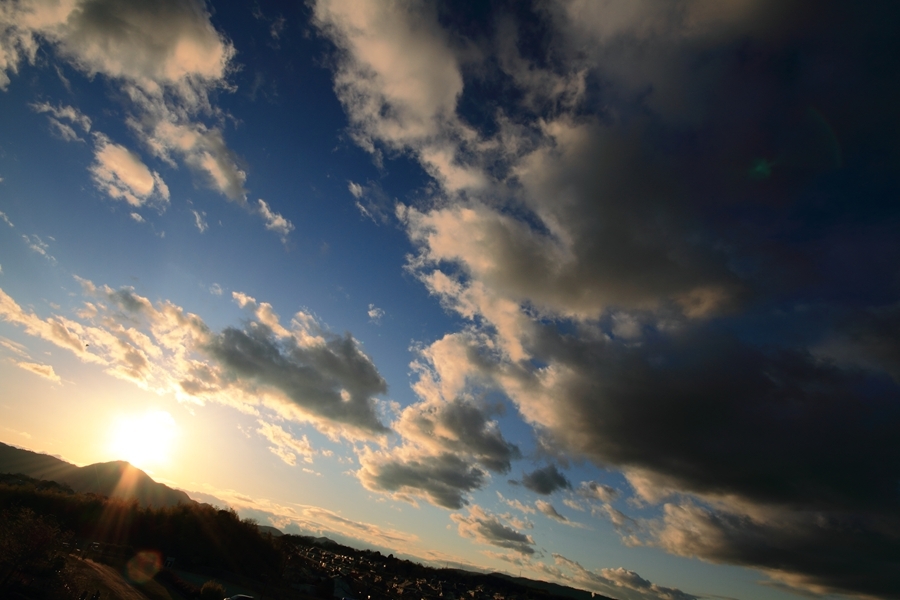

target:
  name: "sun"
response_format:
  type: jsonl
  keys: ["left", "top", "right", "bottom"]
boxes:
{"left": 108, "top": 410, "right": 178, "bottom": 471}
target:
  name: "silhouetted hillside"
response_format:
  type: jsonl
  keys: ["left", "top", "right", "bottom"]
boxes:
{"left": 0, "top": 441, "right": 192, "bottom": 507}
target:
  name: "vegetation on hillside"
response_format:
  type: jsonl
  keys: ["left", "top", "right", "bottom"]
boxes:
{"left": 0, "top": 473, "right": 283, "bottom": 588}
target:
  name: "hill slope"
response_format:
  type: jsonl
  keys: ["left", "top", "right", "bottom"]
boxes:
{"left": 0, "top": 441, "right": 192, "bottom": 507}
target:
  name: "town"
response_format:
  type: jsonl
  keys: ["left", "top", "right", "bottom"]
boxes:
{"left": 278, "top": 536, "right": 604, "bottom": 600}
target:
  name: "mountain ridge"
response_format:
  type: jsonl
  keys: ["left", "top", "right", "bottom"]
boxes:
{"left": 0, "top": 441, "right": 193, "bottom": 507}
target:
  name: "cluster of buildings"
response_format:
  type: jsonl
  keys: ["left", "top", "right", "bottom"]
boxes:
{"left": 279, "top": 539, "right": 596, "bottom": 600}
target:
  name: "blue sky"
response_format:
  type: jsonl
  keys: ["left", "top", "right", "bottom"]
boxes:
{"left": 1, "top": 2, "right": 899, "bottom": 599}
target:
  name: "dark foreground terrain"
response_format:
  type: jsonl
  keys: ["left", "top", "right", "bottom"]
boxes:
{"left": 0, "top": 446, "right": 613, "bottom": 600}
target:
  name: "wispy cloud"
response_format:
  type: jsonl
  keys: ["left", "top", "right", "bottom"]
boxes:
{"left": 367, "top": 304, "right": 384, "bottom": 324}
{"left": 451, "top": 505, "right": 536, "bottom": 556}
{"left": 256, "top": 419, "right": 314, "bottom": 466}
{"left": 185, "top": 483, "right": 419, "bottom": 552}
{"left": 15, "top": 360, "right": 61, "bottom": 383}
{"left": 192, "top": 209, "right": 208, "bottom": 233}
{"left": 257, "top": 199, "right": 293, "bottom": 241}
{"left": 22, "top": 234, "right": 56, "bottom": 264}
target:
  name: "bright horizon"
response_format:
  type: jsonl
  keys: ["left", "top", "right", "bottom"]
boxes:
{"left": 2, "top": 2, "right": 899, "bottom": 600}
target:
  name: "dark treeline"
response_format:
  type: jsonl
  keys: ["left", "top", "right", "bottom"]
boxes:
{"left": 0, "top": 473, "right": 283, "bottom": 579}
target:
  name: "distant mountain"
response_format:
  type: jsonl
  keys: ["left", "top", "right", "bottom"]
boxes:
{"left": 0, "top": 441, "right": 193, "bottom": 507}
{"left": 258, "top": 525, "right": 283, "bottom": 537}
{"left": 493, "top": 573, "right": 605, "bottom": 600}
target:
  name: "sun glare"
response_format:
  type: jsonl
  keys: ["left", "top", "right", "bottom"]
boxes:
{"left": 108, "top": 410, "right": 178, "bottom": 471}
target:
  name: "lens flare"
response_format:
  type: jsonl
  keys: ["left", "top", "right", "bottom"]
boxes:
{"left": 126, "top": 550, "right": 162, "bottom": 584}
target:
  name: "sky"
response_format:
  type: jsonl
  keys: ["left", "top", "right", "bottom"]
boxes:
{"left": 1, "top": 1, "right": 899, "bottom": 599}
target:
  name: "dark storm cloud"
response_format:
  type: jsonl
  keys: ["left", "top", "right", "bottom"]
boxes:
{"left": 316, "top": 0, "right": 900, "bottom": 595}
{"left": 494, "top": 321, "right": 900, "bottom": 596}
{"left": 655, "top": 501, "right": 900, "bottom": 599}
{"left": 522, "top": 465, "right": 570, "bottom": 495}
{"left": 357, "top": 396, "right": 521, "bottom": 509}
{"left": 513, "top": 323, "right": 900, "bottom": 513}
{"left": 833, "top": 303, "right": 900, "bottom": 383}
{"left": 358, "top": 452, "right": 487, "bottom": 510}
{"left": 206, "top": 322, "right": 389, "bottom": 436}
{"left": 398, "top": 397, "right": 521, "bottom": 473}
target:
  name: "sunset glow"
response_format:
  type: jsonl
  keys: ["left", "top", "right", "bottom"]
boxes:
{"left": 1, "top": 2, "right": 898, "bottom": 599}
{"left": 108, "top": 411, "right": 177, "bottom": 471}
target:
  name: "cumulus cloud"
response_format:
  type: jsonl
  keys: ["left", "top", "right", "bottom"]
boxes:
{"left": 0, "top": 280, "right": 390, "bottom": 441}
{"left": 90, "top": 134, "right": 169, "bottom": 208}
{"left": 649, "top": 500, "right": 900, "bottom": 599}
{"left": 313, "top": 0, "right": 486, "bottom": 193}
{"left": 1, "top": 0, "right": 262, "bottom": 218}
{"left": 358, "top": 450, "right": 486, "bottom": 510}
{"left": 356, "top": 394, "right": 520, "bottom": 509}
{"left": 522, "top": 465, "right": 570, "bottom": 495}
{"left": 15, "top": 361, "right": 61, "bottom": 383}
{"left": 206, "top": 319, "right": 388, "bottom": 437}
{"left": 451, "top": 505, "right": 535, "bottom": 555}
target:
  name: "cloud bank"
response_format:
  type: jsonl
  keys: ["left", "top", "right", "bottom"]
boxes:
{"left": 313, "top": 0, "right": 900, "bottom": 596}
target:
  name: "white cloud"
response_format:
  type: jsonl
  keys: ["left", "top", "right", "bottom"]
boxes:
{"left": 257, "top": 420, "right": 315, "bottom": 466}
{"left": 498, "top": 492, "right": 535, "bottom": 515}
{"left": 1, "top": 281, "right": 390, "bottom": 440}
{"left": 209, "top": 283, "right": 222, "bottom": 296}
{"left": 137, "top": 114, "right": 247, "bottom": 201}
{"left": 0, "top": 211, "right": 13, "bottom": 227}
{"left": 2, "top": 0, "right": 253, "bottom": 211}
{"left": 314, "top": 0, "right": 485, "bottom": 193}
{"left": 0, "top": 336, "right": 29, "bottom": 357}
{"left": 536, "top": 500, "right": 567, "bottom": 522}
{"left": 185, "top": 482, "right": 419, "bottom": 552}
{"left": 348, "top": 180, "right": 393, "bottom": 224}
{"left": 30, "top": 101, "right": 91, "bottom": 132}
{"left": 367, "top": 304, "right": 384, "bottom": 324}
{"left": 0, "top": 0, "right": 233, "bottom": 95}
{"left": 15, "top": 360, "right": 61, "bottom": 383}
{"left": 22, "top": 234, "right": 56, "bottom": 264}
{"left": 191, "top": 209, "right": 207, "bottom": 233}
{"left": 48, "top": 118, "right": 83, "bottom": 142}
{"left": 90, "top": 134, "right": 169, "bottom": 209}
{"left": 3, "top": 427, "right": 32, "bottom": 439}
{"left": 257, "top": 199, "right": 293, "bottom": 241}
